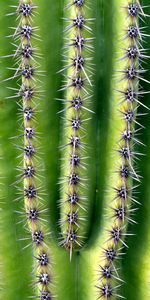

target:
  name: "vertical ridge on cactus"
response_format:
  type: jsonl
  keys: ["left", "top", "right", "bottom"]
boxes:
{"left": 4, "top": 1, "right": 53, "bottom": 299}
{"left": 59, "top": 0, "right": 94, "bottom": 257}
{"left": 96, "top": 1, "right": 149, "bottom": 298}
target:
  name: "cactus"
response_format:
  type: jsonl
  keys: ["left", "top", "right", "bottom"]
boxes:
{"left": 0, "top": 1, "right": 150, "bottom": 300}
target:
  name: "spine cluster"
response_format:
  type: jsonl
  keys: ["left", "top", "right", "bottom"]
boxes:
{"left": 97, "top": 1, "right": 148, "bottom": 298}
{"left": 59, "top": 0, "right": 94, "bottom": 257}
{"left": 8, "top": 1, "right": 53, "bottom": 299}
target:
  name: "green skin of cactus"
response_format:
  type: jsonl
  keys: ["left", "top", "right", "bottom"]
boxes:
{"left": 0, "top": 0, "right": 150, "bottom": 300}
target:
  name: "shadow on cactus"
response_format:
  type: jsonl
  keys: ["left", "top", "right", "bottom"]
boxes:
{"left": 0, "top": 0, "right": 150, "bottom": 300}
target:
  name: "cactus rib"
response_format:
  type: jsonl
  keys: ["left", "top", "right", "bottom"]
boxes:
{"left": 97, "top": 1, "right": 149, "bottom": 298}
{"left": 59, "top": 0, "right": 94, "bottom": 257}
{"left": 6, "top": 1, "right": 53, "bottom": 299}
